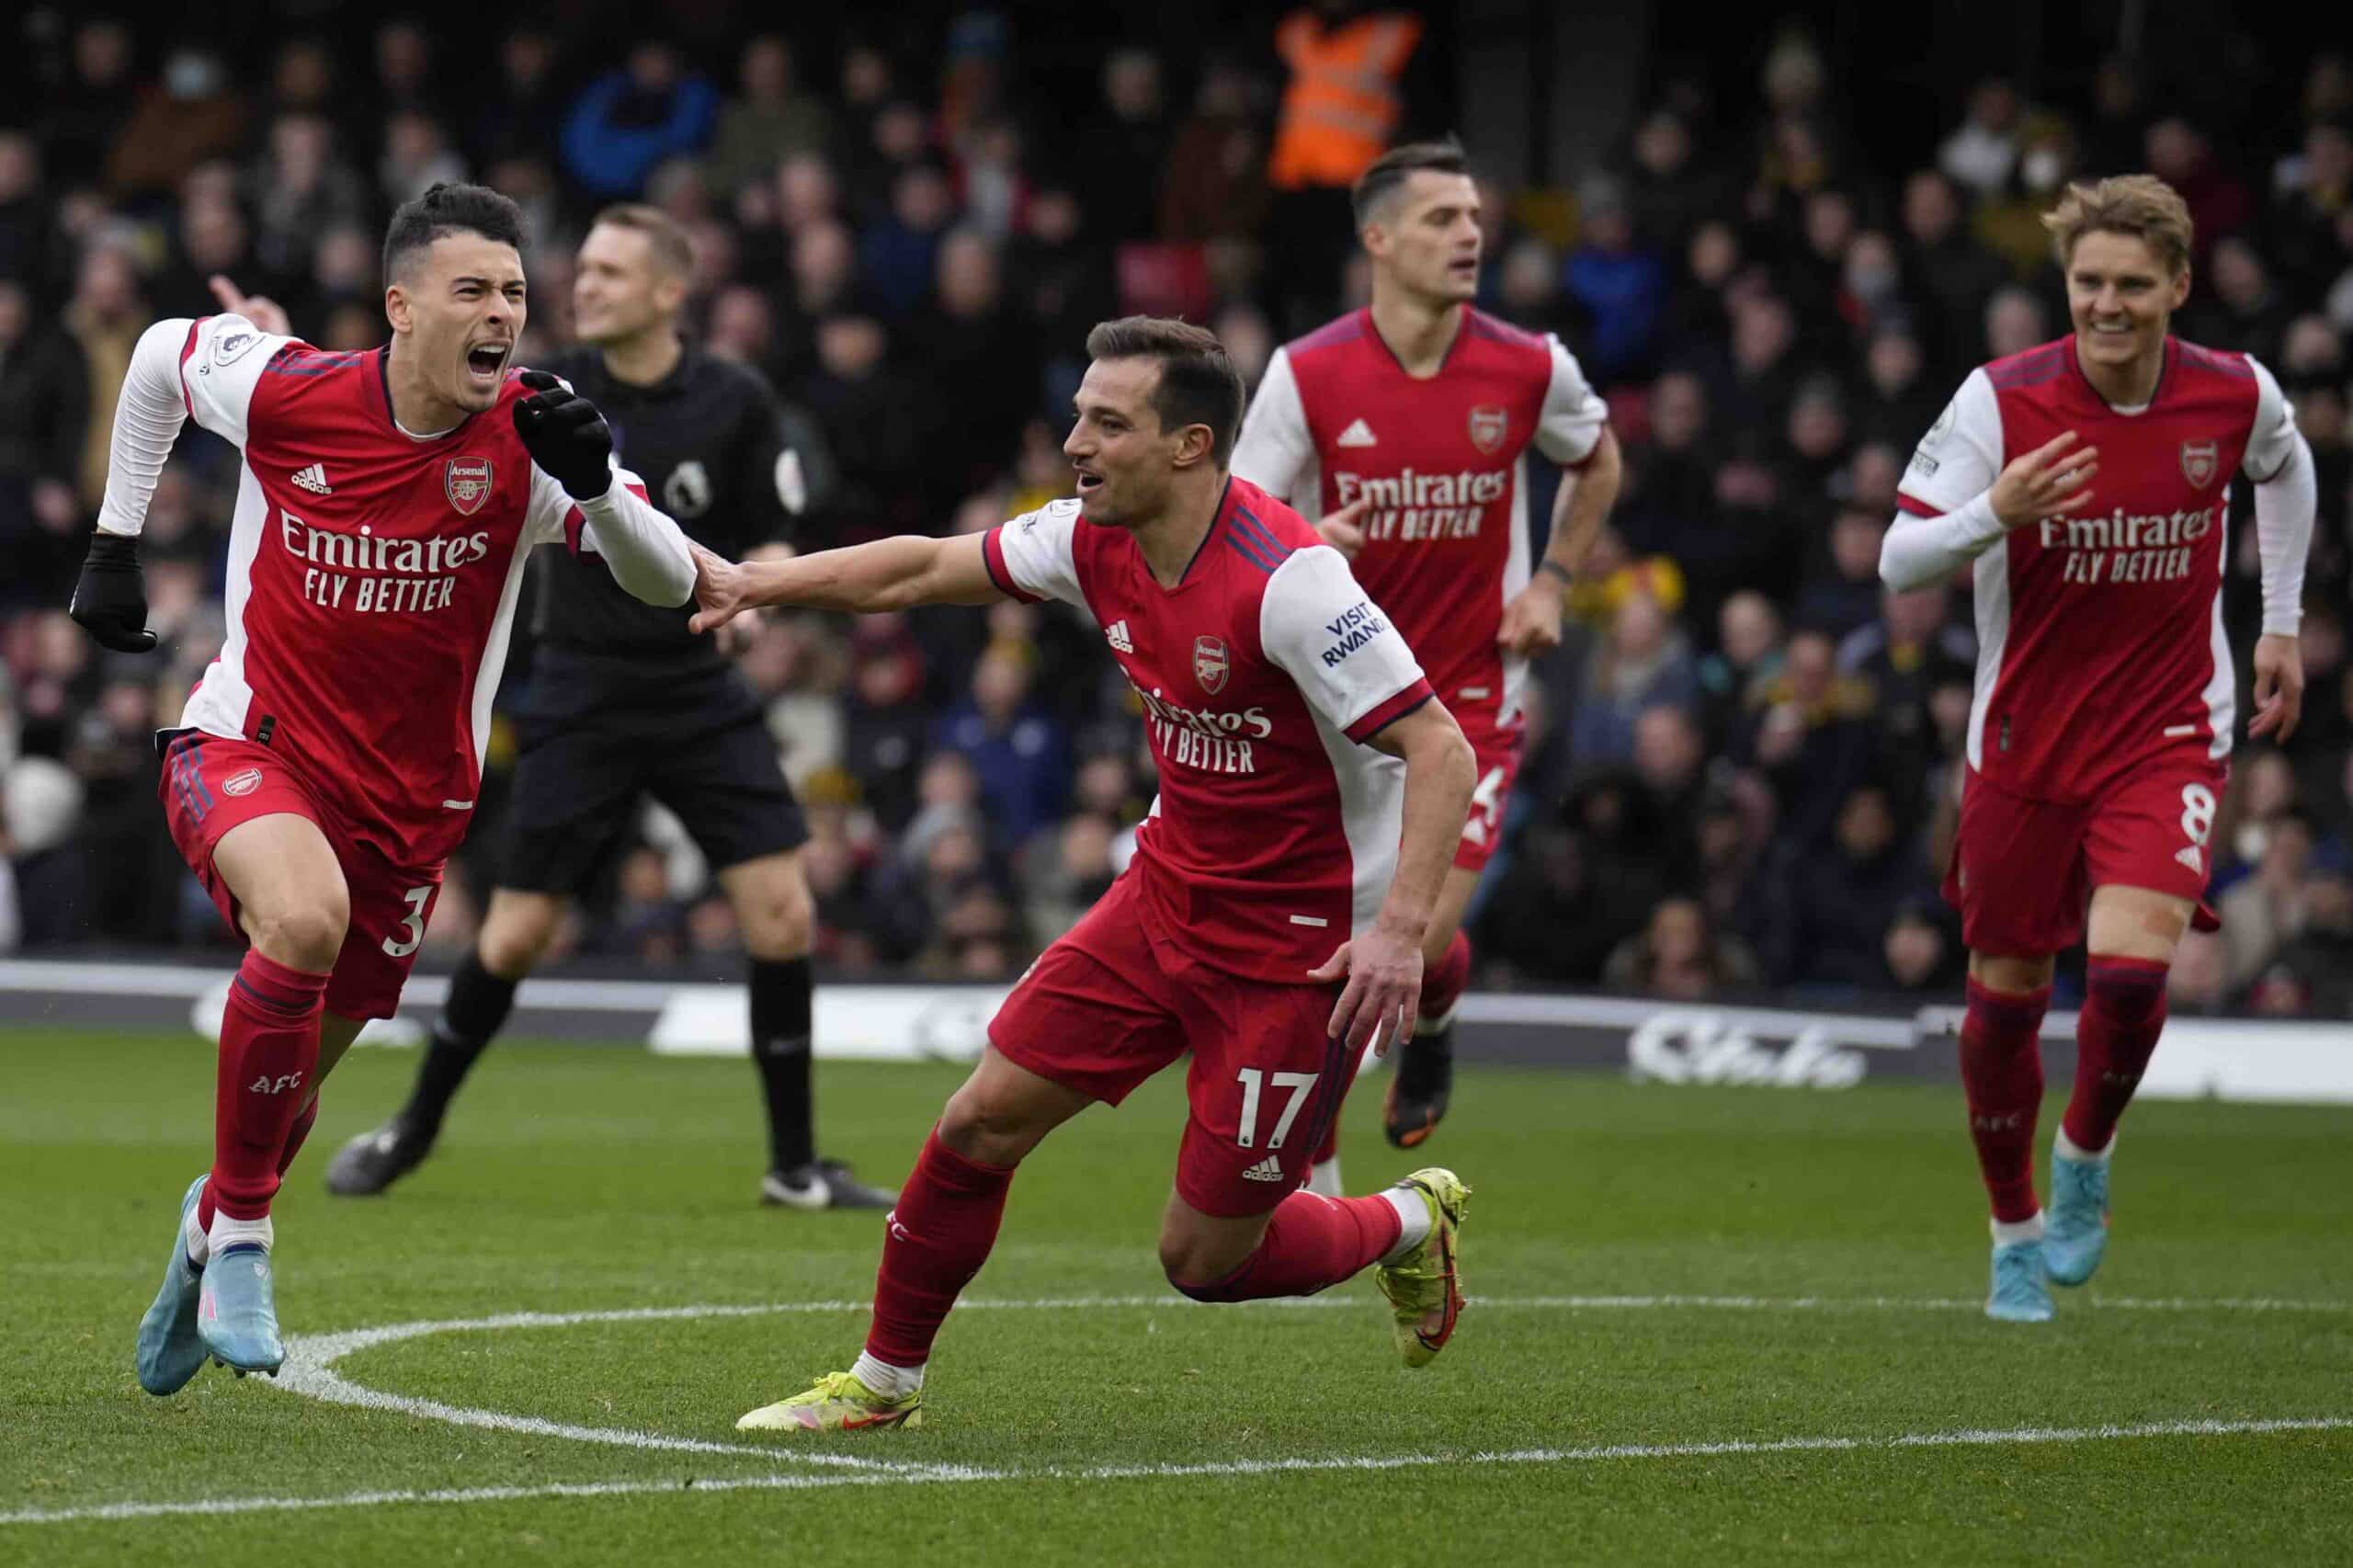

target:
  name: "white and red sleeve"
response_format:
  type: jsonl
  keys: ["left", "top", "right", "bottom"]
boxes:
{"left": 1231, "top": 347, "right": 1320, "bottom": 513}
{"left": 1533, "top": 335, "right": 1608, "bottom": 466}
{"left": 981, "top": 496, "right": 1086, "bottom": 608}
{"left": 1881, "top": 368, "right": 2008, "bottom": 590}
{"left": 1260, "top": 543, "right": 1432, "bottom": 743}
{"left": 2245, "top": 356, "right": 2315, "bottom": 636}
{"left": 526, "top": 460, "right": 695, "bottom": 607}
{"left": 95, "top": 313, "right": 290, "bottom": 538}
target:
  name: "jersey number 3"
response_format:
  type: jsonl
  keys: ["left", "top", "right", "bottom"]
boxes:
{"left": 381, "top": 884, "right": 437, "bottom": 959}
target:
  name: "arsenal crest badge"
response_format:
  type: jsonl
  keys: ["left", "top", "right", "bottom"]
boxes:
{"left": 223, "top": 767, "right": 263, "bottom": 798}
{"left": 2179, "top": 439, "right": 2218, "bottom": 490}
{"left": 1468, "top": 404, "right": 1508, "bottom": 454}
{"left": 1193, "top": 634, "right": 1231, "bottom": 696}
{"left": 445, "top": 456, "right": 494, "bottom": 516}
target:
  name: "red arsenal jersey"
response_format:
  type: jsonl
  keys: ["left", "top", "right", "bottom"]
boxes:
{"left": 1896, "top": 335, "right": 2301, "bottom": 803}
{"left": 983, "top": 478, "right": 1432, "bottom": 983}
{"left": 1231, "top": 306, "right": 1608, "bottom": 745}
{"left": 166, "top": 313, "right": 648, "bottom": 865}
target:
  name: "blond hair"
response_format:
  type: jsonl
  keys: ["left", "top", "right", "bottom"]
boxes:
{"left": 2040, "top": 175, "right": 2193, "bottom": 275}
{"left": 589, "top": 203, "right": 696, "bottom": 281}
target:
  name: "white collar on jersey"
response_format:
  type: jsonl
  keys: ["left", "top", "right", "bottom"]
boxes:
{"left": 393, "top": 416, "right": 460, "bottom": 442}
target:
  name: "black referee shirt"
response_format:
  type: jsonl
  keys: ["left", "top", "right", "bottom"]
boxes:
{"left": 527, "top": 341, "right": 800, "bottom": 703}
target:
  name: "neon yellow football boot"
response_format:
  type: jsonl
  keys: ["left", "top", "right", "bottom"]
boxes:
{"left": 1375, "top": 1166, "right": 1470, "bottom": 1368}
{"left": 736, "top": 1369, "right": 925, "bottom": 1432}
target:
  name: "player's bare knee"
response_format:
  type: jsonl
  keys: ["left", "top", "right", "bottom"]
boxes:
{"left": 739, "top": 885, "right": 813, "bottom": 960}
{"left": 478, "top": 897, "right": 560, "bottom": 977}
{"left": 249, "top": 897, "right": 347, "bottom": 971}
{"left": 937, "top": 1087, "right": 1039, "bottom": 1168}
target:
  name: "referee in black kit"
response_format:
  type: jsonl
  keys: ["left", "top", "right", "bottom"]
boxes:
{"left": 327, "top": 204, "right": 892, "bottom": 1210}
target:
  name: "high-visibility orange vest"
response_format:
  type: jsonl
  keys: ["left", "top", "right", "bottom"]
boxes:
{"left": 1267, "top": 9, "right": 1423, "bottom": 191}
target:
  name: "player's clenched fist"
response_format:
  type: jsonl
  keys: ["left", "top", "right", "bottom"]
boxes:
{"left": 68, "top": 532, "right": 158, "bottom": 653}
{"left": 1989, "top": 430, "right": 2099, "bottom": 528}
{"left": 512, "top": 369, "right": 614, "bottom": 498}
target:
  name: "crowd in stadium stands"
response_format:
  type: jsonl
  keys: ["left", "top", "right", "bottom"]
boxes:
{"left": 2, "top": 17, "right": 2349, "bottom": 1016}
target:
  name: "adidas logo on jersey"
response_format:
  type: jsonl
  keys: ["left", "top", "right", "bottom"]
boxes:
{"left": 1336, "top": 418, "right": 1379, "bottom": 449}
{"left": 290, "top": 463, "right": 333, "bottom": 495}
{"left": 1240, "top": 1155, "right": 1288, "bottom": 1184}
{"left": 1106, "top": 619, "right": 1134, "bottom": 653}
{"left": 2176, "top": 845, "right": 2204, "bottom": 877}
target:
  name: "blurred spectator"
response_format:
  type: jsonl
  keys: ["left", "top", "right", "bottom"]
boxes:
{"left": 1795, "top": 507, "right": 1891, "bottom": 642}
{"left": 0, "top": 280, "right": 91, "bottom": 604}
{"left": 2143, "top": 117, "right": 2249, "bottom": 271}
{"left": 1082, "top": 49, "right": 1170, "bottom": 244}
{"left": 1737, "top": 627, "right": 1880, "bottom": 850}
{"left": 1160, "top": 61, "right": 1271, "bottom": 243}
{"left": 931, "top": 645, "right": 1070, "bottom": 849}
{"left": 562, "top": 43, "right": 721, "bottom": 199}
{"left": 474, "top": 29, "right": 564, "bottom": 168}
{"left": 1602, "top": 895, "right": 1762, "bottom": 998}
{"left": 106, "top": 49, "right": 248, "bottom": 199}
{"left": 1882, "top": 902, "right": 1964, "bottom": 991}
{"left": 1563, "top": 178, "right": 1664, "bottom": 384}
{"left": 1938, "top": 79, "right": 2022, "bottom": 198}
{"left": 2218, "top": 809, "right": 2316, "bottom": 989}
{"left": 1902, "top": 170, "right": 2007, "bottom": 377}
{"left": 2244, "top": 854, "right": 2353, "bottom": 1017}
{"left": 1567, "top": 592, "right": 1698, "bottom": 767}
{"left": 709, "top": 38, "right": 836, "bottom": 200}
{"left": 1768, "top": 782, "right": 1933, "bottom": 988}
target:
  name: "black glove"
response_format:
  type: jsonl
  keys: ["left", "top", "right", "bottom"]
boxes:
{"left": 68, "top": 531, "right": 158, "bottom": 653}
{"left": 512, "top": 369, "right": 614, "bottom": 500}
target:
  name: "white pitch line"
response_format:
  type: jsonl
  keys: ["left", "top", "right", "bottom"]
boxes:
{"left": 262, "top": 1292, "right": 2353, "bottom": 1486}
{"left": 7, "top": 1415, "right": 2350, "bottom": 1528}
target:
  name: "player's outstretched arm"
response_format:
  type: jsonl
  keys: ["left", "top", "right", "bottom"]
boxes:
{"left": 514, "top": 371, "right": 697, "bottom": 607}
{"left": 68, "top": 317, "right": 209, "bottom": 652}
{"left": 1309, "top": 699, "right": 1477, "bottom": 1055}
{"left": 690, "top": 532, "right": 1002, "bottom": 632}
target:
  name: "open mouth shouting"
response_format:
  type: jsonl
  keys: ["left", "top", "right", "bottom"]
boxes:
{"left": 464, "top": 338, "right": 513, "bottom": 392}
{"left": 1074, "top": 463, "right": 1106, "bottom": 498}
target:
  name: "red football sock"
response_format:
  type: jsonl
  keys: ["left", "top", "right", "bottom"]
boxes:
{"left": 864, "top": 1128, "right": 1015, "bottom": 1368}
{"left": 1421, "top": 930, "right": 1472, "bottom": 1023}
{"left": 1172, "top": 1191, "right": 1403, "bottom": 1302}
{"left": 2063, "top": 955, "right": 2169, "bottom": 1153}
{"left": 277, "top": 1095, "right": 321, "bottom": 1177}
{"left": 205, "top": 951, "right": 331, "bottom": 1223}
{"left": 1960, "top": 979, "right": 2049, "bottom": 1224}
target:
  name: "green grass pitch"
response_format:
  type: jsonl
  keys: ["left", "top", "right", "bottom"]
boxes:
{"left": 4, "top": 1027, "right": 2350, "bottom": 1565}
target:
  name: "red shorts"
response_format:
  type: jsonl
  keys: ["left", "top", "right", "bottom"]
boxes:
{"left": 1453, "top": 724, "right": 1525, "bottom": 872}
{"left": 160, "top": 730, "right": 443, "bottom": 1020}
{"left": 1943, "top": 758, "right": 2225, "bottom": 957}
{"left": 988, "top": 872, "right": 1358, "bottom": 1218}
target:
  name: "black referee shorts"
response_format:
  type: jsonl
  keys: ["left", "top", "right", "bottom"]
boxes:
{"left": 499, "top": 690, "right": 809, "bottom": 899}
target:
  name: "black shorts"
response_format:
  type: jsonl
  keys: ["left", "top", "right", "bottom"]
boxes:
{"left": 499, "top": 685, "right": 808, "bottom": 898}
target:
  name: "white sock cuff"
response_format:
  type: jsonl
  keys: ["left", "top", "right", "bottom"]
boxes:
{"left": 851, "top": 1350, "right": 924, "bottom": 1398}
{"left": 208, "top": 1213, "right": 274, "bottom": 1255}
{"left": 1990, "top": 1211, "right": 2045, "bottom": 1246}
{"left": 1379, "top": 1185, "right": 1431, "bottom": 1265}
{"left": 183, "top": 1204, "right": 210, "bottom": 1266}
{"left": 2054, "top": 1128, "right": 2113, "bottom": 1165}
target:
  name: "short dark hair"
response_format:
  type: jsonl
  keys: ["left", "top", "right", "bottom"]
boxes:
{"left": 382, "top": 182, "right": 529, "bottom": 285}
{"left": 1351, "top": 137, "right": 1472, "bottom": 231}
{"left": 1083, "top": 315, "right": 1245, "bottom": 467}
{"left": 590, "top": 202, "right": 696, "bottom": 280}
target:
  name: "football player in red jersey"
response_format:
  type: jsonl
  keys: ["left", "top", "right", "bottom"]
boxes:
{"left": 1233, "top": 139, "right": 1623, "bottom": 1174}
{"left": 697, "top": 318, "right": 1480, "bottom": 1432}
{"left": 1881, "top": 176, "right": 2314, "bottom": 1321}
{"left": 71, "top": 185, "right": 701, "bottom": 1389}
